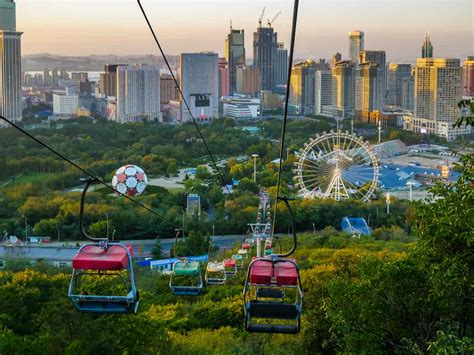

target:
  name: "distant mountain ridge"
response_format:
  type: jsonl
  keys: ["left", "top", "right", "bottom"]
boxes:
{"left": 22, "top": 53, "right": 180, "bottom": 71}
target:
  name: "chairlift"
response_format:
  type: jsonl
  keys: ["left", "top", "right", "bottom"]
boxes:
{"left": 231, "top": 254, "right": 243, "bottom": 269}
{"left": 68, "top": 178, "right": 139, "bottom": 314}
{"left": 169, "top": 229, "right": 204, "bottom": 296}
{"left": 243, "top": 197, "right": 303, "bottom": 334}
{"left": 205, "top": 242, "right": 226, "bottom": 285}
{"left": 224, "top": 258, "right": 238, "bottom": 275}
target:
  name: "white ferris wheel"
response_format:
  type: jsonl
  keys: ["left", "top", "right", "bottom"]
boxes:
{"left": 293, "top": 130, "right": 379, "bottom": 202}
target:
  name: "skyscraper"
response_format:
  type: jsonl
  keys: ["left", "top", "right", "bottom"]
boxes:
{"left": 218, "top": 57, "right": 230, "bottom": 98}
{"left": 289, "top": 60, "right": 317, "bottom": 115}
{"left": 0, "top": 0, "right": 22, "bottom": 124}
{"left": 315, "top": 70, "right": 332, "bottom": 115}
{"left": 116, "top": 64, "right": 161, "bottom": 123}
{"left": 387, "top": 63, "right": 412, "bottom": 106}
{"left": 421, "top": 33, "right": 434, "bottom": 58}
{"left": 332, "top": 52, "right": 342, "bottom": 68}
{"left": 400, "top": 76, "right": 415, "bottom": 111}
{"left": 355, "top": 62, "right": 385, "bottom": 115}
{"left": 348, "top": 31, "right": 364, "bottom": 65}
{"left": 225, "top": 27, "right": 245, "bottom": 95}
{"left": 236, "top": 66, "right": 261, "bottom": 97}
{"left": 273, "top": 43, "right": 288, "bottom": 88}
{"left": 332, "top": 60, "right": 356, "bottom": 119}
{"left": 462, "top": 56, "right": 474, "bottom": 96}
{"left": 160, "top": 73, "right": 179, "bottom": 105}
{"left": 253, "top": 24, "right": 278, "bottom": 91}
{"left": 359, "top": 50, "right": 387, "bottom": 106}
{"left": 407, "top": 58, "right": 469, "bottom": 140}
{"left": 180, "top": 52, "right": 219, "bottom": 122}
{"left": 99, "top": 64, "right": 124, "bottom": 97}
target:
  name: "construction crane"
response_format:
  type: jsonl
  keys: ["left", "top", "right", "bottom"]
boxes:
{"left": 258, "top": 7, "right": 266, "bottom": 27}
{"left": 267, "top": 11, "right": 281, "bottom": 27}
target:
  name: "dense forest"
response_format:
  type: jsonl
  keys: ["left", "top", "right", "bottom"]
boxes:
{"left": 0, "top": 156, "right": 472, "bottom": 353}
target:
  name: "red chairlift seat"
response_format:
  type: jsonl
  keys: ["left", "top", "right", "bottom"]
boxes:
{"left": 242, "top": 243, "right": 251, "bottom": 250}
{"left": 249, "top": 259, "right": 273, "bottom": 285}
{"left": 274, "top": 260, "right": 298, "bottom": 286}
{"left": 224, "top": 259, "right": 236, "bottom": 268}
{"left": 72, "top": 244, "right": 133, "bottom": 270}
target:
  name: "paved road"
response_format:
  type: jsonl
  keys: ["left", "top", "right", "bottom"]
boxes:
{"left": 0, "top": 235, "right": 249, "bottom": 263}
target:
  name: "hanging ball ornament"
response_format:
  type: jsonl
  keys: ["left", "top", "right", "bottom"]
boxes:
{"left": 112, "top": 165, "right": 148, "bottom": 196}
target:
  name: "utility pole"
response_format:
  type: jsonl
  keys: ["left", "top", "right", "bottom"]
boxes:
{"left": 378, "top": 119, "right": 382, "bottom": 144}
{"left": 252, "top": 154, "right": 259, "bottom": 183}
{"left": 24, "top": 215, "right": 28, "bottom": 242}
{"left": 351, "top": 119, "right": 354, "bottom": 135}
{"left": 386, "top": 192, "right": 391, "bottom": 214}
{"left": 406, "top": 182, "right": 413, "bottom": 201}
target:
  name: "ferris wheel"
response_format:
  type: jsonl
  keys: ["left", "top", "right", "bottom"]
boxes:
{"left": 293, "top": 130, "right": 379, "bottom": 202}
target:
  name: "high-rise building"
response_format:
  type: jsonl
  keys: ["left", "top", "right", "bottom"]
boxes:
{"left": 332, "top": 52, "right": 342, "bottom": 68}
{"left": 53, "top": 94, "right": 79, "bottom": 116}
{"left": 253, "top": 25, "right": 278, "bottom": 91}
{"left": 71, "top": 72, "right": 88, "bottom": 81}
{"left": 0, "top": 0, "right": 22, "bottom": 124}
{"left": 99, "top": 64, "right": 123, "bottom": 97}
{"left": 406, "top": 58, "right": 470, "bottom": 140}
{"left": 421, "top": 33, "right": 433, "bottom": 58}
{"left": 225, "top": 27, "right": 245, "bottom": 95}
{"left": 315, "top": 70, "right": 333, "bottom": 115}
{"left": 273, "top": 43, "right": 288, "bottom": 88}
{"left": 387, "top": 63, "right": 412, "bottom": 106}
{"left": 160, "top": 73, "right": 179, "bottom": 105}
{"left": 116, "top": 64, "right": 161, "bottom": 123}
{"left": 348, "top": 31, "right": 364, "bottom": 65}
{"left": 180, "top": 52, "right": 219, "bottom": 122}
{"left": 289, "top": 59, "right": 317, "bottom": 115}
{"left": 400, "top": 76, "right": 415, "bottom": 111}
{"left": 360, "top": 50, "right": 387, "bottom": 105}
{"left": 331, "top": 60, "right": 355, "bottom": 119}
{"left": 236, "top": 66, "right": 261, "bottom": 97}
{"left": 43, "top": 69, "right": 52, "bottom": 86}
{"left": 218, "top": 57, "right": 230, "bottom": 98}
{"left": 462, "top": 56, "right": 474, "bottom": 96}
{"left": 355, "top": 62, "right": 385, "bottom": 119}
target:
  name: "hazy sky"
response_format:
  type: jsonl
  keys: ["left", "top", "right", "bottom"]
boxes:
{"left": 17, "top": 0, "right": 473, "bottom": 62}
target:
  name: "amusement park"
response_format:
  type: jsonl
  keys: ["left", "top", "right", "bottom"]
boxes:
{"left": 0, "top": 0, "right": 472, "bottom": 353}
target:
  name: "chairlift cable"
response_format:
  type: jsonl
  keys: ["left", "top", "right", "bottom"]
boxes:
{"left": 271, "top": 0, "right": 300, "bottom": 238}
{"left": 137, "top": 0, "right": 231, "bottom": 195}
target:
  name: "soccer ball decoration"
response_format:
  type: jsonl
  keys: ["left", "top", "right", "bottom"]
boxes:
{"left": 112, "top": 165, "right": 148, "bottom": 196}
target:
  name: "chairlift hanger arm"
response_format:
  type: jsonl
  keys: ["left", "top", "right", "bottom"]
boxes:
{"left": 79, "top": 178, "right": 108, "bottom": 243}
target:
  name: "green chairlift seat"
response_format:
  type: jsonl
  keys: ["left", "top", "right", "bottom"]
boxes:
{"left": 170, "top": 260, "right": 203, "bottom": 296}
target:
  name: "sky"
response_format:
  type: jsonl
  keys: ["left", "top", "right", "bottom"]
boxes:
{"left": 16, "top": 0, "right": 474, "bottom": 62}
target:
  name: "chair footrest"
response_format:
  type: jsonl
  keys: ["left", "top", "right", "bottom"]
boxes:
{"left": 257, "top": 288, "right": 285, "bottom": 299}
{"left": 246, "top": 323, "right": 299, "bottom": 334}
{"left": 247, "top": 300, "right": 300, "bottom": 319}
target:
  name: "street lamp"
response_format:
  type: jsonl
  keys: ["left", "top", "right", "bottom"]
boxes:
{"left": 23, "top": 215, "right": 28, "bottom": 242}
{"left": 386, "top": 192, "right": 391, "bottom": 214}
{"left": 286, "top": 147, "right": 291, "bottom": 160}
{"left": 312, "top": 222, "right": 316, "bottom": 235}
{"left": 406, "top": 181, "right": 414, "bottom": 202}
{"left": 212, "top": 225, "right": 215, "bottom": 237}
{"left": 252, "top": 154, "right": 259, "bottom": 183}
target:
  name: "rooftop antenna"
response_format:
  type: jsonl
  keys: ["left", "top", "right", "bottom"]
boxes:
{"left": 258, "top": 7, "right": 266, "bottom": 27}
{"left": 267, "top": 11, "right": 281, "bottom": 27}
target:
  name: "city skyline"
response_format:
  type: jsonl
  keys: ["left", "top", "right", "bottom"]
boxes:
{"left": 17, "top": 0, "right": 473, "bottom": 62}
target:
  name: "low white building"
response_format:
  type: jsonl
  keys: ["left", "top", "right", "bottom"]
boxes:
{"left": 53, "top": 94, "right": 79, "bottom": 116}
{"left": 403, "top": 116, "right": 471, "bottom": 141}
{"left": 221, "top": 96, "right": 260, "bottom": 120}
